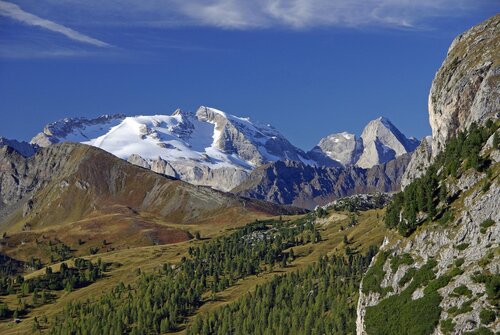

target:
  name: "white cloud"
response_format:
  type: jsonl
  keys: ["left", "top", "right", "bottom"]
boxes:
{"left": 37, "top": 0, "right": 493, "bottom": 30}
{"left": 0, "top": 0, "right": 110, "bottom": 47}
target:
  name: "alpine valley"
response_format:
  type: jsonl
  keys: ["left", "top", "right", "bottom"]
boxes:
{"left": 0, "top": 12, "right": 498, "bottom": 335}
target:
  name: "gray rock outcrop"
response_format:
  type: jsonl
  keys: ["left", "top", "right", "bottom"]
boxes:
{"left": 401, "top": 136, "right": 433, "bottom": 189}
{"left": 403, "top": 14, "right": 499, "bottom": 184}
{"left": 428, "top": 14, "right": 500, "bottom": 156}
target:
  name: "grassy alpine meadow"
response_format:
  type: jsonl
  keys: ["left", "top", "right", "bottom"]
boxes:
{"left": 0, "top": 208, "right": 388, "bottom": 334}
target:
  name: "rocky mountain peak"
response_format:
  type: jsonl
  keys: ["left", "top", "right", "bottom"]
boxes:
{"left": 26, "top": 109, "right": 419, "bottom": 193}
{"left": 356, "top": 116, "right": 419, "bottom": 169}
{"left": 360, "top": 117, "right": 418, "bottom": 155}
{"left": 172, "top": 108, "right": 190, "bottom": 116}
{"left": 310, "top": 117, "right": 419, "bottom": 169}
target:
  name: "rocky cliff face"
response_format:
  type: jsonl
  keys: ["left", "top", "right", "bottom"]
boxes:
{"left": 402, "top": 14, "right": 499, "bottom": 187}
{"left": 428, "top": 14, "right": 499, "bottom": 156}
{"left": 232, "top": 153, "right": 411, "bottom": 210}
{"left": 144, "top": 157, "right": 250, "bottom": 192}
{"left": 356, "top": 15, "right": 500, "bottom": 335}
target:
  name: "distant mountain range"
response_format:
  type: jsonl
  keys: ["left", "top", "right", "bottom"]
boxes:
{"left": 29, "top": 107, "right": 312, "bottom": 191}
{"left": 23, "top": 107, "right": 419, "bottom": 198}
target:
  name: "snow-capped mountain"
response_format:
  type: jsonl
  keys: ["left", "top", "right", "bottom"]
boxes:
{"left": 30, "top": 109, "right": 419, "bottom": 192}
{"left": 309, "top": 117, "right": 419, "bottom": 169}
{"left": 31, "top": 106, "right": 311, "bottom": 191}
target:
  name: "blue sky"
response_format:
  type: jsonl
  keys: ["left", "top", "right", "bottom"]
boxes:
{"left": 0, "top": 1, "right": 498, "bottom": 150}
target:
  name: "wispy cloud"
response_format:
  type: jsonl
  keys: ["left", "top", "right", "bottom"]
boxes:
{"left": 169, "top": 0, "right": 494, "bottom": 29}
{"left": 0, "top": 0, "right": 110, "bottom": 47}
{"left": 42, "top": 0, "right": 494, "bottom": 30}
